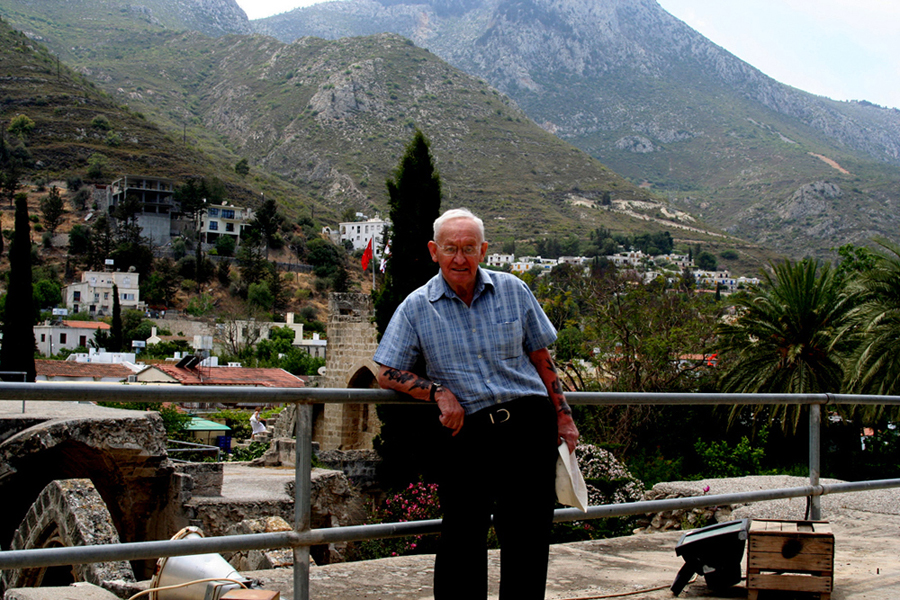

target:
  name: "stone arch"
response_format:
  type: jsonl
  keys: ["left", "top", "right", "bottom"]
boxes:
{"left": 339, "top": 363, "right": 381, "bottom": 449}
{"left": 1, "top": 479, "right": 135, "bottom": 595}
{"left": 0, "top": 411, "right": 175, "bottom": 579}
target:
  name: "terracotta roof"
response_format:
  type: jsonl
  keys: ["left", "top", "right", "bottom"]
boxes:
{"left": 60, "top": 321, "right": 111, "bottom": 330}
{"left": 36, "top": 359, "right": 132, "bottom": 380}
{"left": 151, "top": 364, "right": 306, "bottom": 387}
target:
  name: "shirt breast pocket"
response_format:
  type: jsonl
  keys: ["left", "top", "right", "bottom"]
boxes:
{"left": 495, "top": 319, "right": 524, "bottom": 360}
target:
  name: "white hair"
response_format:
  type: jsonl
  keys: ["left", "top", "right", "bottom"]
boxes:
{"left": 433, "top": 208, "right": 485, "bottom": 243}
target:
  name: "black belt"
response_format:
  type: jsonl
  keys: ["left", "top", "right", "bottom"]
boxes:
{"left": 469, "top": 395, "right": 546, "bottom": 426}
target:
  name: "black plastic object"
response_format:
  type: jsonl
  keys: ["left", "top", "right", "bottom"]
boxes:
{"left": 671, "top": 518, "right": 750, "bottom": 596}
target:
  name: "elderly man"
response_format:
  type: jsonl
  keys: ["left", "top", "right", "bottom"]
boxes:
{"left": 374, "top": 208, "right": 578, "bottom": 599}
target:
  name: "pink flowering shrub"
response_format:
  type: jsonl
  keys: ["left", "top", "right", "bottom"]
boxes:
{"left": 350, "top": 481, "right": 442, "bottom": 560}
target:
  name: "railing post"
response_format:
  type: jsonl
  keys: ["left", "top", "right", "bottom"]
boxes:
{"left": 809, "top": 402, "right": 822, "bottom": 520}
{"left": 293, "top": 403, "right": 312, "bottom": 600}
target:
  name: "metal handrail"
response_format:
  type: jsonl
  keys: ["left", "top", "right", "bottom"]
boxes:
{"left": 2, "top": 382, "right": 900, "bottom": 600}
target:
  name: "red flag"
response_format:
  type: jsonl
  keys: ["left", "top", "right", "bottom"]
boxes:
{"left": 361, "top": 237, "right": 373, "bottom": 271}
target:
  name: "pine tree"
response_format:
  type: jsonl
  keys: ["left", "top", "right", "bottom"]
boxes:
{"left": 372, "top": 129, "right": 443, "bottom": 488}
{"left": 0, "top": 195, "right": 36, "bottom": 381}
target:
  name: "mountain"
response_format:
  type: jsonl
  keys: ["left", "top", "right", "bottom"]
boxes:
{"left": 0, "top": 0, "right": 753, "bottom": 261}
{"left": 253, "top": 0, "right": 900, "bottom": 258}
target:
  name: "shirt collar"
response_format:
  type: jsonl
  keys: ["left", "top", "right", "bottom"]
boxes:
{"left": 428, "top": 267, "right": 496, "bottom": 303}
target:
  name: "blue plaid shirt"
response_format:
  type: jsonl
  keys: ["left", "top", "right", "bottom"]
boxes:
{"left": 374, "top": 268, "right": 557, "bottom": 414}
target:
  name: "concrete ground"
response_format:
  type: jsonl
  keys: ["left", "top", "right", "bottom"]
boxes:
{"left": 237, "top": 507, "right": 900, "bottom": 600}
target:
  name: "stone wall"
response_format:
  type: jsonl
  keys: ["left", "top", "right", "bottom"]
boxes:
{"left": 635, "top": 481, "right": 735, "bottom": 533}
{"left": 317, "top": 293, "right": 382, "bottom": 450}
{"left": 173, "top": 462, "right": 223, "bottom": 497}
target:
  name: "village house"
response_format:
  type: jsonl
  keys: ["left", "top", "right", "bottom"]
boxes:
{"left": 34, "top": 320, "right": 111, "bottom": 356}
{"left": 64, "top": 271, "right": 142, "bottom": 316}
{"left": 337, "top": 215, "right": 389, "bottom": 258}
{"left": 199, "top": 201, "right": 254, "bottom": 248}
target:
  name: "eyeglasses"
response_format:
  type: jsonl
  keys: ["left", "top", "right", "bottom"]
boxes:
{"left": 438, "top": 245, "right": 480, "bottom": 257}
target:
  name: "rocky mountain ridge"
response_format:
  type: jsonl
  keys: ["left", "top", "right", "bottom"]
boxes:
{"left": 254, "top": 0, "right": 900, "bottom": 257}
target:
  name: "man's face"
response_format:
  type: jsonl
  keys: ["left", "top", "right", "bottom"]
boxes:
{"left": 428, "top": 218, "right": 488, "bottom": 292}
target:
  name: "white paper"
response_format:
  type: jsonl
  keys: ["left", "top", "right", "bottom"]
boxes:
{"left": 555, "top": 442, "right": 588, "bottom": 512}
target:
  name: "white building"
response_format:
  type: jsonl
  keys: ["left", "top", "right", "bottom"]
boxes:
{"left": 64, "top": 271, "right": 141, "bottom": 316}
{"left": 509, "top": 256, "right": 557, "bottom": 275}
{"left": 339, "top": 216, "right": 389, "bottom": 257}
{"left": 694, "top": 270, "right": 735, "bottom": 290}
{"left": 200, "top": 201, "right": 254, "bottom": 248}
{"left": 607, "top": 251, "right": 647, "bottom": 268}
{"left": 34, "top": 320, "right": 111, "bottom": 356}
{"left": 486, "top": 253, "right": 514, "bottom": 267}
{"left": 215, "top": 312, "right": 326, "bottom": 358}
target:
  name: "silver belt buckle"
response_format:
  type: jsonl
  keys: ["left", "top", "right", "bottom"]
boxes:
{"left": 490, "top": 408, "right": 510, "bottom": 424}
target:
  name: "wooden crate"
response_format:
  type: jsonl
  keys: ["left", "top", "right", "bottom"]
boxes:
{"left": 747, "top": 519, "right": 834, "bottom": 600}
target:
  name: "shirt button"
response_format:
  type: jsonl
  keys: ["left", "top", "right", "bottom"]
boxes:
{"left": 472, "top": 328, "right": 476, "bottom": 333}
{"left": 477, "top": 354, "right": 482, "bottom": 359}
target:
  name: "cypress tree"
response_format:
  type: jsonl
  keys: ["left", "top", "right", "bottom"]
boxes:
{"left": 372, "top": 129, "right": 443, "bottom": 488}
{"left": 0, "top": 195, "right": 36, "bottom": 381}
{"left": 111, "top": 283, "right": 123, "bottom": 352}
{"left": 373, "top": 129, "right": 442, "bottom": 334}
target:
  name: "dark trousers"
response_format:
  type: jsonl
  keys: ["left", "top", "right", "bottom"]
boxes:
{"left": 434, "top": 396, "right": 558, "bottom": 600}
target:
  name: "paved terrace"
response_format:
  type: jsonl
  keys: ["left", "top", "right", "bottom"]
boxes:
{"left": 235, "top": 472, "right": 900, "bottom": 600}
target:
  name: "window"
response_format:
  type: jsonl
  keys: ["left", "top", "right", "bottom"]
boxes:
{"left": 73, "top": 291, "right": 81, "bottom": 301}
{"left": 60, "top": 333, "right": 67, "bottom": 344}
{"left": 79, "top": 336, "right": 87, "bottom": 347}
{"left": 94, "top": 294, "right": 100, "bottom": 302}
{"left": 208, "top": 207, "right": 220, "bottom": 217}
{"left": 40, "top": 334, "right": 46, "bottom": 342}
{"left": 226, "top": 222, "right": 234, "bottom": 232}
{"left": 209, "top": 221, "right": 219, "bottom": 231}
{"left": 122, "top": 293, "right": 135, "bottom": 301}
{"left": 104, "top": 292, "right": 109, "bottom": 300}
{"left": 222, "top": 209, "right": 235, "bottom": 219}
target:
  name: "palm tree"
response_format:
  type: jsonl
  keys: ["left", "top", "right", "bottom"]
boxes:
{"left": 841, "top": 240, "right": 900, "bottom": 420}
{"left": 717, "top": 258, "right": 853, "bottom": 431}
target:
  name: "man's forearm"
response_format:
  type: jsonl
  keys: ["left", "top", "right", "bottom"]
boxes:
{"left": 377, "top": 365, "right": 433, "bottom": 401}
{"left": 527, "top": 347, "right": 572, "bottom": 417}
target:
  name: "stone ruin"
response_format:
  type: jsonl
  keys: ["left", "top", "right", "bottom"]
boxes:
{"left": 0, "top": 400, "right": 367, "bottom": 597}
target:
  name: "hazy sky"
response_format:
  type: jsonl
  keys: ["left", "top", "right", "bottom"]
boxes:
{"left": 235, "top": 0, "right": 900, "bottom": 109}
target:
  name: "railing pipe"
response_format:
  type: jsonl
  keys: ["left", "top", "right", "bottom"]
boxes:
{"left": 5, "top": 479, "right": 900, "bottom": 571}
{"left": 294, "top": 404, "right": 312, "bottom": 600}
{"left": 809, "top": 403, "right": 823, "bottom": 519}
{"left": 3, "top": 382, "right": 900, "bottom": 407}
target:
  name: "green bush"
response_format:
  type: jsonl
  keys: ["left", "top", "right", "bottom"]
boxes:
{"left": 694, "top": 432, "right": 767, "bottom": 478}
{"left": 227, "top": 441, "right": 270, "bottom": 462}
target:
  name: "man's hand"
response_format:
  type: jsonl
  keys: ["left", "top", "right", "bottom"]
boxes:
{"left": 435, "top": 387, "right": 465, "bottom": 436}
{"left": 558, "top": 412, "right": 579, "bottom": 454}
